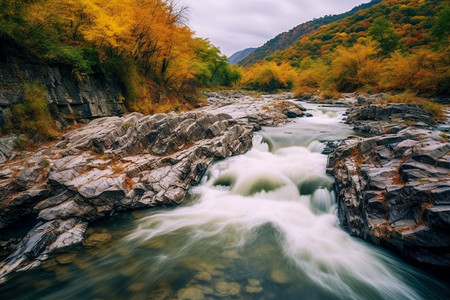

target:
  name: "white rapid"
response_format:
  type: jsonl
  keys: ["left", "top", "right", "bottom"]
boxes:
{"left": 127, "top": 134, "right": 430, "bottom": 300}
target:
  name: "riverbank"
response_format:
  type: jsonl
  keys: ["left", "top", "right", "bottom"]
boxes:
{"left": 0, "top": 93, "right": 305, "bottom": 282}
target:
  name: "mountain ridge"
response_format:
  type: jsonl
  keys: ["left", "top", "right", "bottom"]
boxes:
{"left": 228, "top": 47, "right": 256, "bottom": 64}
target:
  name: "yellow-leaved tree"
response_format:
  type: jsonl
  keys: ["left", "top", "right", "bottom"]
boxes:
{"left": 331, "top": 41, "right": 381, "bottom": 92}
{"left": 242, "top": 62, "right": 298, "bottom": 92}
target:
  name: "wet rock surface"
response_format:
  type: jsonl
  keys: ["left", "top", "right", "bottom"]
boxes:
{"left": 328, "top": 103, "right": 450, "bottom": 267}
{"left": 0, "top": 93, "right": 304, "bottom": 281}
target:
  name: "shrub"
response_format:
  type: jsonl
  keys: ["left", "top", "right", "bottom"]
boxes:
{"left": 3, "top": 83, "right": 60, "bottom": 140}
{"left": 292, "top": 59, "right": 329, "bottom": 97}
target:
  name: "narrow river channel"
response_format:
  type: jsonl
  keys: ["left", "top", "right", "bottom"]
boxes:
{"left": 1, "top": 103, "right": 449, "bottom": 299}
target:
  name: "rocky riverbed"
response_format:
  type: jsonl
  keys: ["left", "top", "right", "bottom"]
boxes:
{"left": 0, "top": 91, "right": 449, "bottom": 284}
{"left": 0, "top": 93, "right": 304, "bottom": 282}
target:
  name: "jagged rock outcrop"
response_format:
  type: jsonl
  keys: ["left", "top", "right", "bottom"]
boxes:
{"left": 346, "top": 103, "right": 435, "bottom": 134}
{"left": 0, "top": 135, "right": 17, "bottom": 163}
{"left": 328, "top": 104, "right": 450, "bottom": 267}
{"left": 0, "top": 96, "right": 305, "bottom": 281}
{"left": 0, "top": 58, "right": 124, "bottom": 129}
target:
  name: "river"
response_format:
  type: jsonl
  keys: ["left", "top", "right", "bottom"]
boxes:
{"left": 1, "top": 103, "right": 449, "bottom": 299}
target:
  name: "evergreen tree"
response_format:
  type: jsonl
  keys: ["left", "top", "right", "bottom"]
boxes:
{"left": 368, "top": 16, "right": 399, "bottom": 54}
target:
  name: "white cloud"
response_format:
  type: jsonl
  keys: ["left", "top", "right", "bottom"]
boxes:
{"left": 178, "top": 0, "right": 369, "bottom": 56}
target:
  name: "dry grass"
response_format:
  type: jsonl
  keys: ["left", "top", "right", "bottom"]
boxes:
{"left": 320, "top": 89, "right": 342, "bottom": 100}
{"left": 372, "top": 221, "right": 393, "bottom": 238}
{"left": 124, "top": 177, "right": 135, "bottom": 192}
{"left": 351, "top": 146, "right": 365, "bottom": 167}
{"left": 111, "top": 163, "right": 125, "bottom": 174}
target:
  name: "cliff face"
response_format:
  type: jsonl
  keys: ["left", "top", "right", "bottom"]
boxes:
{"left": 327, "top": 103, "right": 450, "bottom": 267}
{"left": 0, "top": 57, "right": 125, "bottom": 128}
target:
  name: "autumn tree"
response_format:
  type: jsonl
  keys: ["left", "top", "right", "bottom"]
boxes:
{"left": 292, "top": 58, "right": 330, "bottom": 96}
{"left": 381, "top": 49, "right": 450, "bottom": 96}
{"left": 242, "top": 62, "right": 298, "bottom": 92}
{"left": 331, "top": 41, "right": 380, "bottom": 92}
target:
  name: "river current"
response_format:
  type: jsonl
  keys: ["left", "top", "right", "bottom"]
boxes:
{"left": 1, "top": 103, "right": 449, "bottom": 299}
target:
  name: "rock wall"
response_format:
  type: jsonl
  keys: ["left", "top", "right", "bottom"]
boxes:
{"left": 328, "top": 103, "right": 450, "bottom": 267}
{"left": 0, "top": 57, "right": 125, "bottom": 128}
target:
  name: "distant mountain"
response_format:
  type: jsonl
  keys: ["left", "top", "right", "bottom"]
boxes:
{"left": 238, "top": 0, "right": 381, "bottom": 66}
{"left": 228, "top": 48, "right": 257, "bottom": 64}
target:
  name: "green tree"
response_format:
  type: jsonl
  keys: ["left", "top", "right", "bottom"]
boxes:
{"left": 368, "top": 16, "right": 399, "bottom": 54}
{"left": 432, "top": 6, "right": 450, "bottom": 45}
{"left": 193, "top": 38, "right": 241, "bottom": 87}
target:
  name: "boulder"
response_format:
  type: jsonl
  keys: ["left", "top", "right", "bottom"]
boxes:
{"left": 0, "top": 218, "right": 87, "bottom": 283}
{"left": 0, "top": 135, "right": 17, "bottom": 163}
{"left": 346, "top": 103, "right": 435, "bottom": 135}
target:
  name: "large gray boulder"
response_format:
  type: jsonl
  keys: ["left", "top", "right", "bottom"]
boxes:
{"left": 346, "top": 103, "right": 435, "bottom": 134}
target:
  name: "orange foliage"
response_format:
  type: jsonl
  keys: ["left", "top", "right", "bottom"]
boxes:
{"left": 381, "top": 48, "right": 450, "bottom": 96}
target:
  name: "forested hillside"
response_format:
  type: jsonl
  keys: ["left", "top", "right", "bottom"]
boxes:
{"left": 241, "top": 0, "right": 449, "bottom": 100}
{"left": 239, "top": 0, "right": 382, "bottom": 66}
{"left": 0, "top": 0, "right": 240, "bottom": 116}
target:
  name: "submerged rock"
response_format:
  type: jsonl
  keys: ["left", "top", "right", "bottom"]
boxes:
{"left": 177, "top": 287, "right": 205, "bottom": 300}
{"left": 194, "top": 271, "right": 212, "bottom": 282}
{"left": 83, "top": 233, "right": 112, "bottom": 247}
{"left": 214, "top": 281, "right": 241, "bottom": 297}
{"left": 271, "top": 269, "right": 291, "bottom": 284}
{"left": 245, "top": 279, "right": 263, "bottom": 293}
{"left": 56, "top": 253, "right": 77, "bottom": 265}
{"left": 328, "top": 103, "right": 450, "bottom": 267}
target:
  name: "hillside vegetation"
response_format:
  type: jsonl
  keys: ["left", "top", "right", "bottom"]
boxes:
{"left": 240, "top": 0, "right": 449, "bottom": 100}
{"left": 0, "top": 0, "right": 241, "bottom": 117}
{"left": 239, "top": 0, "right": 382, "bottom": 66}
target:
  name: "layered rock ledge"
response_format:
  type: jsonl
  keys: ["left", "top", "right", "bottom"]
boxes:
{"left": 0, "top": 95, "right": 304, "bottom": 282}
{"left": 328, "top": 103, "right": 450, "bottom": 267}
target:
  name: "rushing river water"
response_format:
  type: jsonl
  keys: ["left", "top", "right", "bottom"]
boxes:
{"left": 1, "top": 103, "right": 449, "bottom": 299}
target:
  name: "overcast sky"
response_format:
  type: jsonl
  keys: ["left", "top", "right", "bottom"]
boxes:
{"left": 179, "top": 0, "right": 369, "bottom": 57}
